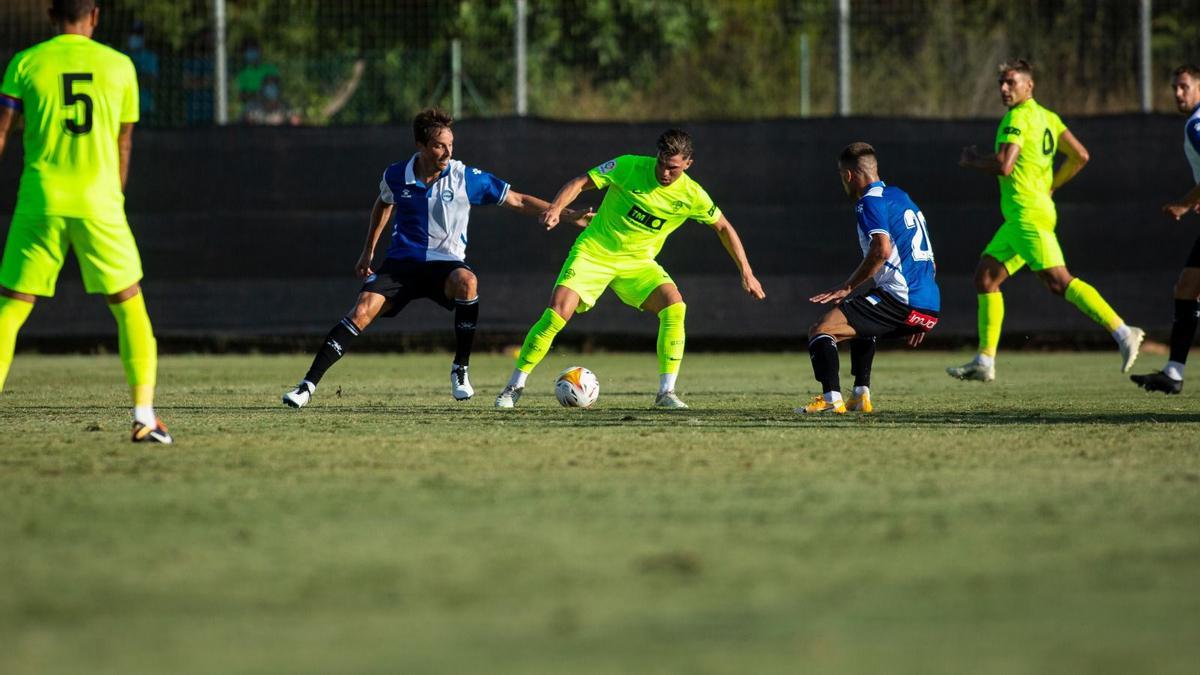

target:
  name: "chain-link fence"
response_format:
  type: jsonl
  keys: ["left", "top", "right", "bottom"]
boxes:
{"left": 2, "top": 0, "right": 1198, "bottom": 126}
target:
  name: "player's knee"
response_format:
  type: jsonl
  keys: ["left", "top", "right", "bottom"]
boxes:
{"left": 1173, "top": 274, "right": 1200, "bottom": 299}
{"left": 454, "top": 271, "right": 478, "bottom": 299}
{"left": 1042, "top": 274, "right": 1071, "bottom": 296}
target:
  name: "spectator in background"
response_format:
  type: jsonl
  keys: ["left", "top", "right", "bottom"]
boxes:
{"left": 182, "top": 28, "right": 213, "bottom": 125}
{"left": 234, "top": 38, "right": 279, "bottom": 106}
{"left": 123, "top": 20, "right": 157, "bottom": 119}
{"left": 243, "top": 74, "right": 300, "bottom": 126}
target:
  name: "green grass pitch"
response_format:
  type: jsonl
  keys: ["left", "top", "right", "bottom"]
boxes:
{"left": 2, "top": 351, "right": 1198, "bottom": 674}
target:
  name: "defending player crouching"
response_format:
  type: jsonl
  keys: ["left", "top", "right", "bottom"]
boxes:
{"left": 800, "top": 143, "right": 940, "bottom": 414}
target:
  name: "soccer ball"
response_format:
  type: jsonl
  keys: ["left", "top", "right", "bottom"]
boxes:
{"left": 555, "top": 366, "right": 600, "bottom": 408}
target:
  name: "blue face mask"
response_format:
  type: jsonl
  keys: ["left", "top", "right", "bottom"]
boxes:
{"left": 245, "top": 48, "right": 260, "bottom": 64}
{"left": 262, "top": 83, "right": 280, "bottom": 101}
{"left": 128, "top": 35, "right": 144, "bottom": 50}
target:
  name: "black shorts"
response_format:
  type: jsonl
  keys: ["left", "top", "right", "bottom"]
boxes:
{"left": 839, "top": 288, "right": 939, "bottom": 339}
{"left": 1186, "top": 235, "right": 1200, "bottom": 269}
{"left": 360, "top": 259, "right": 471, "bottom": 317}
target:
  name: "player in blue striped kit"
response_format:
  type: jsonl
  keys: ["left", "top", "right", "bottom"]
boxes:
{"left": 282, "top": 108, "right": 589, "bottom": 407}
{"left": 800, "top": 142, "right": 941, "bottom": 414}
{"left": 1131, "top": 64, "right": 1200, "bottom": 394}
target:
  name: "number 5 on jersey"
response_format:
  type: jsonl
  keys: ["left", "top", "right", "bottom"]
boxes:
{"left": 62, "top": 72, "right": 93, "bottom": 135}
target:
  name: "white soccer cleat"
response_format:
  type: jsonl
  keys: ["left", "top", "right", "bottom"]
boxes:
{"left": 946, "top": 360, "right": 995, "bottom": 382}
{"left": 451, "top": 365, "right": 474, "bottom": 401}
{"left": 654, "top": 390, "right": 689, "bottom": 409}
{"left": 494, "top": 385, "right": 523, "bottom": 409}
{"left": 282, "top": 381, "right": 314, "bottom": 408}
{"left": 1118, "top": 326, "right": 1145, "bottom": 374}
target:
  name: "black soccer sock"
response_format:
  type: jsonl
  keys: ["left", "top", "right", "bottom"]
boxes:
{"left": 1169, "top": 299, "right": 1200, "bottom": 366}
{"left": 303, "top": 317, "right": 361, "bottom": 386}
{"left": 808, "top": 333, "right": 840, "bottom": 394}
{"left": 850, "top": 336, "right": 877, "bottom": 388}
{"left": 453, "top": 297, "right": 479, "bottom": 367}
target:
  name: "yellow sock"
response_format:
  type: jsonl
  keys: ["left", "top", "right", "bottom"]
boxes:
{"left": 1064, "top": 278, "right": 1123, "bottom": 332}
{"left": 0, "top": 296, "right": 35, "bottom": 391}
{"left": 107, "top": 292, "right": 158, "bottom": 407}
{"left": 515, "top": 308, "right": 567, "bottom": 374}
{"left": 656, "top": 302, "right": 686, "bottom": 374}
{"left": 977, "top": 292, "right": 1003, "bottom": 358}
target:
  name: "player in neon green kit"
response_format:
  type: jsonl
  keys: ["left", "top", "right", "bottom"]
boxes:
{"left": 495, "top": 129, "right": 766, "bottom": 408}
{"left": 949, "top": 59, "right": 1143, "bottom": 382}
{"left": 0, "top": 0, "right": 171, "bottom": 443}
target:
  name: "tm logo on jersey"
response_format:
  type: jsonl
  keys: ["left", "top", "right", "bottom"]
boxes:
{"left": 1003, "top": 126, "right": 1021, "bottom": 136}
{"left": 627, "top": 205, "right": 666, "bottom": 231}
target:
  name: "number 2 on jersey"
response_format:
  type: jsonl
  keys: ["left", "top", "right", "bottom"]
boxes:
{"left": 903, "top": 209, "right": 934, "bottom": 262}
{"left": 62, "top": 73, "right": 93, "bottom": 135}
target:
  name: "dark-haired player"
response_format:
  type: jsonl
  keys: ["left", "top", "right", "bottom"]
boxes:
{"left": 800, "top": 142, "right": 940, "bottom": 414}
{"left": 0, "top": 0, "right": 171, "bottom": 442}
{"left": 282, "top": 108, "right": 589, "bottom": 407}
{"left": 1131, "top": 64, "right": 1200, "bottom": 394}
{"left": 949, "top": 59, "right": 1142, "bottom": 383}
{"left": 494, "top": 129, "right": 766, "bottom": 409}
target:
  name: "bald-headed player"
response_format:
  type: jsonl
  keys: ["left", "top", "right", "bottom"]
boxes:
{"left": 0, "top": 0, "right": 170, "bottom": 443}
{"left": 1131, "top": 64, "right": 1200, "bottom": 395}
{"left": 950, "top": 59, "right": 1143, "bottom": 383}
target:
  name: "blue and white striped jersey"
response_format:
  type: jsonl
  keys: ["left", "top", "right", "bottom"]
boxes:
{"left": 379, "top": 154, "right": 510, "bottom": 262}
{"left": 855, "top": 181, "right": 940, "bottom": 312}
{"left": 1184, "top": 103, "right": 1200, "bottom": 183}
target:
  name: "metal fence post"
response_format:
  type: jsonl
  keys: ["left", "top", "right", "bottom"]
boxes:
{"left": 1139, "top": 0, "right": 1152, "bottom": 113}
{"left": 515, "top": 0, "right": 528, "bottom": 116}
{"left": 837, "top": 0, "right": 851, "bottom": 116}
{"left": 799, "top": 32, "right": 810, "bottom": 118}
{"left": 451, "top": 39, "right": 463, "bottom": 118}
{"left": 213, "top": 0, "right": 228, "bottom": 125}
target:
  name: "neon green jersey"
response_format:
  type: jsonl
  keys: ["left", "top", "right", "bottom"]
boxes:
{"left": 994, "top": 98, "right": 1066, "bottom": 225}
{"left": 1, "top": 34, "right": 139, "bottom": 221}
{"left": 578, "top": 155, "right": 721, "bottom": 259}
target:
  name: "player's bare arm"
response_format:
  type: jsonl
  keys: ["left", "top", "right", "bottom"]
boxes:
{"left": 810, "top": 233, "right": 890, "bottom": 304}
{"left": 355, "top": 196, "right": 393, "bottom": 278}
{"left": 0, "top": 106, "right": 18, "bottom": 161}
{"left": 1050, "top": 129, "right": 1089, "bottom": 194}
{"left": 539, "top": 174, "right": 596, "bottom": 230}
{"left": 502, "top": 189, "right": 594, "bottom": 228}
{"left": 1163, "top": 182, "right": 1200, "bottom": 220}
{"left": 708, "top": 214, "right": 765, "bottom": 300}
{"left": 118, "top": 122, "right": 134, "bottom": 191}
{"left": 959, "top": 142, "right": 1020, "bottom": 176}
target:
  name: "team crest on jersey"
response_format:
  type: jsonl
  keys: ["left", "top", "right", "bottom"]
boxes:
{"left": 670, "top": 200, "right": 684, "bottom": 213}
{"left": 400, "top": 189, "right": 412, "bottom": 199}
{"left": 441, "top": 189, "right": 454, "bottom": 203}
{"left": 563, "top": 268, "right": 576, "bottom": 280}
{"left": 597, "top": 159, "right": 617, "bottom": 174}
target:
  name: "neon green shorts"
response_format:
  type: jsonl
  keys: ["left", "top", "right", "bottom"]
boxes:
{"left": 554, "top": 245, "right": 674, "bottom": 313}
{"left": 981, "top": 219, "right": 1065, "bottom": 274}
{"left": 0, "top": 213, "right": 143, "bottom": 297}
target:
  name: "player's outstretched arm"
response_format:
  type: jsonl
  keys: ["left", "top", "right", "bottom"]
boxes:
{"left": 355, "top": 196, "right": 393, "bottom": 279}
{"left": 1050, "top": 129, "right": 1089, "bottom": 193}
{"left": 810, "top": 233, "right": 891, "bottom": 304}
{"left": 502, "top": 189, "right": 595, "bottom": 228}
{"left": 1163, "top": 182, "right": 1200, "bottom": 220}
{"left": 709, "top": 215, "right": 765, "bottom": 300}
{"left": 539, "top": 174, "right": 595, "bottom": 230}
{"left": 960, "top": 143, "right": 1020, "bottom": 176}
{"left": 118, "top": 123, "right": 134, "bottom": 191}
{"left": 0, "top": 107, "right": 19, "bottom": 163}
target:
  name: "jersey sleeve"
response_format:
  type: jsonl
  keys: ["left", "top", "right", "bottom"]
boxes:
{"left": 856, "top": 198, "right": 890, "bottom": 239}
{"left": 1049, "top": 109, "right": 1068, "bottom": 145}
{"left": 0, "top": 52, "right": 24, "bottom": 112}
{"left": 587, "top": 155, "right": 630, "bottom": 189}
{"left": 1188, "top": 118, "right": 1200, "bottom": 155}
{"left": 464, "top": 167, "right": 510, "bottom": 206}
{"left": 689, "top": 184, "right": 722, "bottom": 224}
{"left": 120, "top": 57, "right": 139, "bottom": 123}
{"left": 996, "top": 107, "right": 1026, "bottom": 147}
{"left": 378, "top": 169, "right": 395, "bottom": 204}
